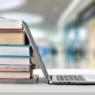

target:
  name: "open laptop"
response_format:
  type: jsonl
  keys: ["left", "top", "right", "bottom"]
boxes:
{"left": 23, "top": 21, "right": 95, "bottom": 85}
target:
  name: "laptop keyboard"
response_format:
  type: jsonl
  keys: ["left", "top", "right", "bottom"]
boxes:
{"left": 49, "top": 75, "right": 86, "bottom": 84}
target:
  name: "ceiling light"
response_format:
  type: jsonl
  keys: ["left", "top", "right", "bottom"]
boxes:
{"left": 0, "top": 0, "right": 26, "bottom": 11}
{"left": 0, "top": 12, "right": 44, "bottom": 25}
{"left": 78, "top": 27, "right": 87, "bottom": 40}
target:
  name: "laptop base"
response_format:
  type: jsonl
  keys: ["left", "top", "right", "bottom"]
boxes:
{"left": 48, "top": 75, "right": 95, "bottom": 85}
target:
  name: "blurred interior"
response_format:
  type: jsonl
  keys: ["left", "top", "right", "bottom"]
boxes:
{"left": 0, "top": 0, "right": 95, "bottom": 69}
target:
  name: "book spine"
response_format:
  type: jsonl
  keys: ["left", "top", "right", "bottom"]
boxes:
{"left": 0, "top": 66, "right": 32, "bottom": 72}
{"left": 0, "top": 55, "right": 32, "bottom": 57}
{"left": 0, "top": 71, "right": 32, "bottom": 79}
{"left": 0, "top": 45, "right": 33, "bottom": 57}
{"left": 0, "top": 71, "right": 30, "bottom": 72}
{"left": 0, "top": 28, "right": 23, "bottom": 32}
{"left": 0, "top": 61, "right": 35, "bottom": 72}
{"left": 0, "top": 78, "right": 31, "bottom": 80}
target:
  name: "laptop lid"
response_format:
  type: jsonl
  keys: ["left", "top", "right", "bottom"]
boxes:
{"left": 23, "top": 21, "right": 48, "bottom": 79}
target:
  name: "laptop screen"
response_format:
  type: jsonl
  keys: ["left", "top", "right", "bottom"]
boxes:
{"left": 23, "top": 18, "right": 95, "bottom": 78}
{"left": 23, "top": 21, "right": 48, "bottom": 78}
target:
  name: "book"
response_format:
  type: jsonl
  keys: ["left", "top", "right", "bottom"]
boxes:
{"left": 0, "top": 18, "right": 27, "bottom": 45}
{"left": 0, "top": 45, "right": 33, "bottom": 57}
{"left": 0, "top": 75, "right": 38, "bottom": 83}
{"left": 0, "top": 31, "right": 25, "bottom": 45}
{"left": 0, "top": 64, "right": 34, "bottom": 72}
{"left": 0, "top": 57, "right": 31, "bottom": 65}
{"left": 0, "top": 71, "right": 31, "bottom": 79}
{"left": 0, "top": 19, "right": 22, "bottom": 30}
{"left": 0, "top": 57, "right": 35, "bottom": 72}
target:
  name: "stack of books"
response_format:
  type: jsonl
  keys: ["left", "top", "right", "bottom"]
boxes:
{"left": 0, "top": 19, "right": 35, "bottom": 80}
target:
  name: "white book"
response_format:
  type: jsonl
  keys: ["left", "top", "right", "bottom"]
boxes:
{"left": 0, "top": 18, "right": 22, "bottom": 29}
{"left": 0, "top": 72, "right": 30, "bottom": 79}
{"left": 0, "top": 64, "right": 31, "bottom": 71}
{"left": 0, "top": 45, "right": 32, "bottom": 56}
{"left": 0, "top": 57, "right": 31, "bottom": 65}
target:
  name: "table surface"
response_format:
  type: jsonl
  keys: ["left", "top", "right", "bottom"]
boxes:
{"left": 1, "top": 82, "right": 95, "bottom": 93}
{"left": 1, "top": 69, "right": 95, "bottom": 94}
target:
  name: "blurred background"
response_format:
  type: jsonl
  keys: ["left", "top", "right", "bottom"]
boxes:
{"left": 0, "top": 0, "right": 95, "bottom": 69}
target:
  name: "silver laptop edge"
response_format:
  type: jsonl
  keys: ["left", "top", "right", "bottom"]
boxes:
{"left": 23, "top": 21, "right": 48, "bottom": 79}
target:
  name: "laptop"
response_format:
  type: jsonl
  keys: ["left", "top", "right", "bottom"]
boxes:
{"left": 23, "top": 21, "right": 95, "bottom": 85}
